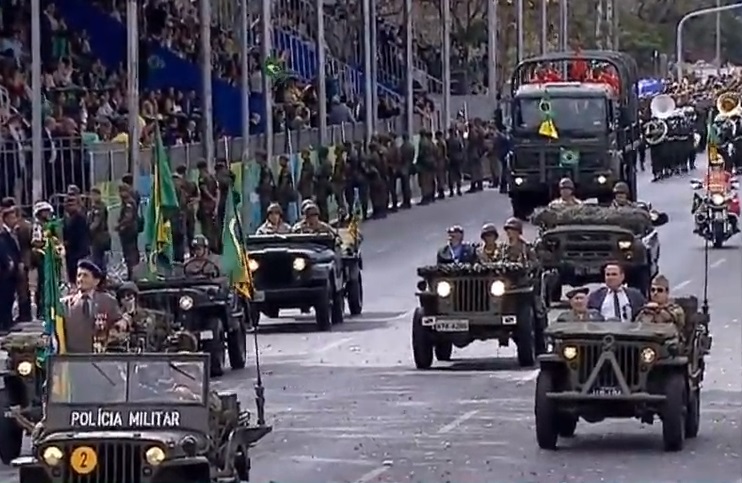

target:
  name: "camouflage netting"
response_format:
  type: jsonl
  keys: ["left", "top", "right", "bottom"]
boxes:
{"left": 0, "top": 332, "right": 47, "bottom": 353}
{"left": 417, "top": 262, "right": 528, "bottom": 277}
{"left": 531, "top": 204, "right": 653, "bottom": 234}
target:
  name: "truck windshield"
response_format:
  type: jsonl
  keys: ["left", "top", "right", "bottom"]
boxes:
{"left": 514, "top": 96, "right": 608, "bottom": 136}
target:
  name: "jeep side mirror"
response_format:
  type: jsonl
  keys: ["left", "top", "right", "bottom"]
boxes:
{"left": 689, "top": 179, "right": 703, "bottom": 190}
{"left": 651, "top": 212, "right": 669, "bottom": 226}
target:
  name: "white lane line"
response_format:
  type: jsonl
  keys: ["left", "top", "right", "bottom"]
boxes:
{"left": 291, "top": 455, "right": 376, "bottom": 466}
{"left": 516, "top": 369, "right": 540, "bottom": 384}
{"left": 315, "top": 337, "right": 355, "bottom": 354}
{"left": 709, "top": 258, "right": 727, "bottom": 269}
{"left": 672, "top": 280, "right": 691, "bottom": 291}
{"left": 353, "top": 466, "right": 391, "bottom": 483}
{"left": 437, "top": 409, "right": 480, "bottom": 434}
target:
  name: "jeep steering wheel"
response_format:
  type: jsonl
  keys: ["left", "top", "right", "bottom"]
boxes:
{"left": 183, "top": 258, "right": 220, "bottom": 277}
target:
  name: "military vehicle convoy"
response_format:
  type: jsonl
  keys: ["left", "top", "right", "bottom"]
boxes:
{"left": 535, "top": 296, "right": 711, "bottom": 451}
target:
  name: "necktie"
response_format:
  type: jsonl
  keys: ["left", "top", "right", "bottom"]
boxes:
{"left": 82, "top": 295, "right": 91, "bottom": 319}
{"left": 612, "top": 291, "right": 622, "bottom": 320}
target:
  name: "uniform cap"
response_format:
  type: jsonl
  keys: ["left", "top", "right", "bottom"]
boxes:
{"left": 503, "top": 217, "right": 523, "bottom": 232}
{"left": 559, "top": 177, "right": 575, "bottom": 189}
{"left": 77, "top": 259, "right": 103, "bottom": 279}
{"left": 651, "top": 274, "right": 670, "bottom": 289}
{"left": 303, "top": 203, "right": 320, "bottom": 215}
{"left": 118, "top": 281, "right": 139, "bottom": 296}
{"left": 191, "top": 234, "right": 209, "bottom": 248}
{"left": 33, "top": 201, "right": 54, "bottom": 217}
{"left": 447, "top": 225, "right": 464, "bottom": 234}
{"left": 613, "top": 181, "right": 630, "bottom": 194}
{"left": 300, "top": 199, "right": 315, "bottom": 212}
{"left": 565, "top": 287, "right": 589, "bottom": 299}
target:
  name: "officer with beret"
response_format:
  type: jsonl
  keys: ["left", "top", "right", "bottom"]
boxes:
{"left": 556, "top": 287, "right": 605, "bottom": 322}
{"left": 256, "top": 203, "right": 291, "bottom": 235}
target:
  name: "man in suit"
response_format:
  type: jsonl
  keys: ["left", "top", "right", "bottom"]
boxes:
{"left": 436, "top": 225, "right": 476, "bottom": 264}
{"left": 587, "top": 262, "right": 646, "bottom": 322}
{"left": 556, "top": 287, "right": 605, "bottom": 322}
{"left": 0, "top": 206, "right": 21, "bottom": 331}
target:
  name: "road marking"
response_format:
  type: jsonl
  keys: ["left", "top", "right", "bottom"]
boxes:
{"left": 709, "top": 258, "right": 726, "bottom": 269}
{"left": 291, "top": 455, "right": 376, "bottom": 466}
{"left": 315, "top": 337, "right": 355, "bottom": 354}
{"left": 672, "top": 280, "right": 691, "bottom": 291}
{"left": 516, "top": 369, "right": 540, "bottom": 383}
{"left": 353, "top": 466, "right": 390, "bottom": 483}
{"left": 437, "top": 409, "right": 479, "bottom": 434}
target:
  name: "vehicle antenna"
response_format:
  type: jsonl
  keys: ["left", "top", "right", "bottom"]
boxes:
{"left": 701, "top": 115, "right": 713, "bottom": 316}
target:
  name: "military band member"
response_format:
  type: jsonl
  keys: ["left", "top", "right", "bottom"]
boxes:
{"left": 610, "top": 182, "right": 636, "bottom": 208}
{"left": 476, "top": 223, "right": 500, "bottom": 262}
{"left": 634, "top": 275, "right": 685, "bottom": 332}
{"left": 437, "top": 225, "right": 475, "bottom": 264}
{"left": 291, "top": 203, "right": 335, "bottom": 234}
{"left": 556, "top": 287, "right": 605, "bottom": 322}
{"left": 256, "top": 203, "right": 291, "bottom": 235}
{"left": 548, "top": 178, "right": 582, "bottom": 207}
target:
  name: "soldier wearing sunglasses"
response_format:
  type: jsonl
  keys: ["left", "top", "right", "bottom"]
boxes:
{"left": 634, "top": 275, "right": 685, "bottom": 332}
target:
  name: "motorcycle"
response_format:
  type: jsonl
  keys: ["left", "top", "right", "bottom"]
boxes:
{"left": 690, "top": 177, "right": 740, "bottom": 248}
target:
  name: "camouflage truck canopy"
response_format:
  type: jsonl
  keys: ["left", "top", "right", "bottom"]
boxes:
{"left": 532, "top": 204, "right": 653, "bottom": 235}
{"left": 0, "top": 331, "right": 47, "bottom": 353}
{"left": 546, "top": 321, "right": 679, "bottom": 341}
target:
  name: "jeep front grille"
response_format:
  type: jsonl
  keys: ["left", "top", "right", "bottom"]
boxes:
{"left": 451, "top": 279, "right": 491, "bottom": 312}
{"left": 578, "top": 344, "right": 641, "bottom": 389}
{"left": 254, "top": 253, "right": 294, "bottom": 288}
{"left": 564, "top": 250, "right": 613, "bottom": 259}
{"left": 61, "top": 442, "right": 144, "bottom": 483}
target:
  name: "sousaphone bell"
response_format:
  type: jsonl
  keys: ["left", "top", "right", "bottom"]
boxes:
{"left": 644, "top": 94, "right": 675, "bottom": 146}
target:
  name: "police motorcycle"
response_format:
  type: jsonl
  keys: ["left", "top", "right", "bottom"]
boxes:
{"left": 712, "top": 92, "right": 742, "bottom": 173}
{"left": 690, "top": 175, "right": 740, "bottom": 248}
{"left": 644, "top": 95, "right": 697, "bottom": 177}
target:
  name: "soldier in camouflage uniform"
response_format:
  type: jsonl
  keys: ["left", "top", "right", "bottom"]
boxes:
{"left": 609, "top": 181, "right": 637, "bottom": 208}
{"left": 476, "top": 223, "right": 500, "bottom": 262}
{"left": 416, "top": 131, "right": 436, "bottom": 205}
{"left": 315, "top": 147, "right": 333, "bottom": 222}
{"left": 332, "top": 145, "right": 348, "bottom": 215}
{"left": 634, "top": 275, "right": 685, "bottom": 333}
{"left": 548, "top": 178, "right": 583, "bottom": 207}
{"left": 434, "top": 131, "right": 448, "bottom": 199}
{"left": 276, "top": 155, "right": 297, "bottom": 216}
{"left": 291, "top": 203, "right": 336, "bottom": 234}
{"left": 116, "top": 282, "right": 171, "bottom": 352}
{"left": 297, "top": 149, "right": 315, "bottom": 203}
{"left": 445, "top": 128, "right": 464, "bottom": 196}
{"left": 255, "top": 203, "right": 291, "bottom": 234}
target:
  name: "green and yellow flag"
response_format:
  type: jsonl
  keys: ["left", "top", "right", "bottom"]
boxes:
{"left": 220, "top": 186, "right": 253, "bottom": 300}
{"left": 42, "top": 223, "right": 66, "bottom": 357}
{"left": 143, "top": 126, "right": 180, "bottom": 272}
{"left": 263, "top": 56, "right": 285, "bottom": 80}
{"left": 538, "top": 96, "right": 558, "bottom": 139}
{"left": 707, "top": 114, "right": 720, "bottom": 164}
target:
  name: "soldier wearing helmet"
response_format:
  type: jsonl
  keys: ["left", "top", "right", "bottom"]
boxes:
{"left": 291, "top": 202, "right": 335, "bottom": 234}
{"left": 476, "top": 223, "right": 500, "bottom": 262}
{"left": 499, "top": 218, "right": 537, "bottom": 266}
{"left": 437, "top": 225, "right": 475, "bottom": 264}
{"left": 184, "top": 235, "right": 220, "bottom": 277}
{"left": 255, "top": 203, "right": 291, "bottom": 234}
{"left": 548, "top": 177, "right": 582, "bottom": 207}
{"left": 610, "top": 182, "right": 637, "bottom": 208}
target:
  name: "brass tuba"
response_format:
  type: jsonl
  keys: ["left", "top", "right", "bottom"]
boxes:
{"left": 716, "top": 91, "right": 741, "bottom": 118}
{"left": 644, "top": 94, "right": 675, "bottom": 146}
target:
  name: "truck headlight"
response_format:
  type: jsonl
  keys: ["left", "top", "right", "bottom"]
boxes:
{"left": 42, "top": 446, "right": 63, "bottom": 466}
{"left": 562, "top": 346, "right": 578, "bottom": 360}
{"left": 490, "top": 280, "right": 505, "bottom": 296}
{"left": 597, "top": 175, "right": 607, "bottom": 184}
{"left": 179, "top": 296, "right": 194, "bottom": 311}
{"left": 618, "top": 240, "right": 632, "bottom": 250}
{"left": 248, "top": 259, "right": 260, "bottom": 271}
{"left": 17, "top": 361, "right": 33, "bottom": 376}
{"left": 711, "top": 193, "right": 725, "bottom": 206}
{"left": 436, "top": 281, "right": 452, "bottom": 297}
{"left": 145, "top": 446, "right": 166, "bottom": 465}
{"left": 641, "top": 347, "right": 656, "bottom": 364}
{"left": 292, "top": 257, "right": 306, "bottom": 271}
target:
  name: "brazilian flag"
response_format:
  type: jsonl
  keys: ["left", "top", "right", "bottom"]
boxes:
{"left": 220, "top": 186, "right": 254, "bottom": 300}
{"left": 560, "top": 148, "right": 580, "bottom": 167}
{"left": 707, "top": 114, "right": 720, "bottom": 164}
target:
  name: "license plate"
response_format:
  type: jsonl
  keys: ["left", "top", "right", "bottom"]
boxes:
{"left": 434, "top": 320, "right": 469, "bottom": 332}
{"left": 575, "top": 267, "right": 599, "bottom": 276}
{"left": 200, "top": 330, "right": 214, "bottom": 340}
{"left": 503, "top": 315, "right": 517, "bottom": 325}
{"left": 421, "top": 316, "right": 436, "bottom": 327}
{"left": 714, "top": 211, "right": 725, "bottom": 220}
{"left": 591, "top": 387, "right": 621, "bottom": 396}
{"left": 253, "top": 290, "right": 265, "bottom": 302}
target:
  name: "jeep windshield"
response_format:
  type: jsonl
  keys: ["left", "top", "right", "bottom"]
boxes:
{"left": 48, "top": 358, "right": 205, "bottom": 405}
{"left": 513, "top": 96, "right": 608, "bottom": 137}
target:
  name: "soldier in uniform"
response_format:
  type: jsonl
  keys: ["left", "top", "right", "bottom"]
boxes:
{"left": 0, "top": 206, "right": 21, "bottom": 330}
{"left": 315, "top": 147, "right": 333, "bottom": 221}
{"left": 62, "top": 193, "right": 90, "bottom": 283}
{"left": 610, "top": 181, "right": 636, "bottom": 208}
{"left": 466, "top": 122, "right": 485, "bottom": 192}
{"left": 437, "top": 225, "right": 475, "bottom": 264}
{"left": 184, "top": 235, "right": 220, "bottom": 277}
{"left": 291, "top": 203, "right": 335, "bottom": 234}
{"left": 556, "top": 287, "right": 605, "bottom": 322}
{"left": 116, "top": 183, "right": 140, "bottom": 280}
{"left": 11, "top": 201, "right": 34, "bottom": 322}
{"left": 255, "top": 151, "right": 276, "bottom": 218}
{"left": 171, "top": 173, "right": 190, "bottom": 261}
{"left": 367, "top": 143, "right": 388, "bottom": 219}
{"left": 87, "top": 187, "right": 111, "bottom": 272}
{"left": 634, "top": 275, "right": 685, "bottom": 332}
{"left": 297, "top": 149, "right": 315, "bottom": 204}
{"left": 196, "top": 161, "right": 219, "bottom": 248}
{"left": 434, "top": 131, "right": 448, "bottom": 200}
{"left": 116, "top": 281, "right": 170, "bottom": 352}
{"left": 476, "top": 223, "right": 500, "bottom": 262}
{"left": 276, "top": 155, "right": 297, "bottom": 216}
{"left": 30, "top": 201, "right": 55, "bottom": 318}
{"left": 416, "top": 131, "right": 436, "bottom": 205}
{"left": 331, "top": 145, "right": 347, "bottom": 215}
{"left": 548, "top": 178, "right": 583, "bottom": 207}
{"left": 445, "top": 128, "right": 464, "bottom": 196}
{"left": 255, "top": 203, "right": 291, "bottom": 234}
{"left": 344, "top": 142, "right": 370, "bottom": 218}
{"left": 394, "top": 134, "right": 414, "bottom": 209}
{"left": 215, "top": 160, "right": 233, "bottom": 236}
{"left": 175, "top": 165, "right": 199, "bottom": 247}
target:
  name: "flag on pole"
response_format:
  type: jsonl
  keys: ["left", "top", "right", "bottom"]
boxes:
{"left": 707, "top": 114, "right": 720, "bottom": 164}
{"left": 143, "top": 126, "right": 180, "bottom": 272}
{"left": 263, "top": 56, "right": 285, "bottom": 80}
{"left": 347, "top": 188, "right": 363, "bottom": 247}
{"left": 220, "top": 187, "right": 254, "bottom": 300}
{"left": 538, "top": 95, "right": 558, "bottom": 139}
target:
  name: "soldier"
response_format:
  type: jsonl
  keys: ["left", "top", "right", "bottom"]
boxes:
{"left": 116, "top": 183, "right": 140, "bottom": 280}
{"left": 634, "top": 275, "right": 685, "bottom": 332}
{"left": 30, "top": 201, "right": 55, "bottom": 318}
{"left": 62, "top": 193, "right": 90, "bottom": 283}
{"left": 0, "top": 206, "right": 21, "bottom": 330}
{"left": 434, "top": 131, "right": 448, "bottom": 200}
{"left": 87, "top": 187, "right": 111, "bottom": 272}
{"left": 171, "top": 173, "right": 190, "bottom": 261}
{"left": 291, "top": 203, "right": 336, "bottom": 234}
{"left": 437, "top": 225, "right": 475, "bottom": 264}
{"left": 637, "top": 131, "right": 647, "bottom": 172}
{"left": 116, "top": 282, "right": 169, "bottom": 352}
{"left": 215, "top": 159, "right": 233, "bottom": 233}
{"left": 367, "top": 143, "right": 388, "bottom": 219}
{"left": 344, "top": 142, "right": 370, "bottom": 218}
{"left": 196, "top": 161, "right": 220, "bottom": 248}
{"left": 256, "top": 151, "right": 276, "bottom": 218}
{"left": 184, "top": 236, "right": 220, "bottom": 277}
{"left": 255, "top": 203, "right": 291, "bottom": 234}
{"left": 331, "top": 145, "right": 347, "bottom": 215}
{"left": 445, "top": 128, "right": 464, "bottom": 197}
{"left": 121, "top": 173, "right": 141, "bottom": 207}
{"left": 610, "top": 182, "right": 636, "bottom": 208}
{"left": 276, "top": 155, "right": 297, "bottom": 216}
{"left": 315, "top": 147, "right": 333, "bottom": 222}
{"left": 476, "top": 223, "right": 500, "bottom": 262}
{"left": 394, "top": 134, "right": 414, "bottom": 209}
{"left": 466, "top": 123, "right": 484, "bottom": 192}
{"left": 548, "top": 178, "right": 583, "bottom": 207}
{"left": 297, "top": 149, "right": 315, "bottom": 204}
{"left": 556, "top": 287, "right": 605, "bottom": 322}
{"left": 174, "top": 165, "right": 199, "bottom": 247}
{"left": 416, "top": 130, "right": 436, "bottom": 205}
{"left": 11, "top": 201, "right": 33, "bottom": 322}
{"left": 484, "top": 128, "right": 500, "bottom": 189}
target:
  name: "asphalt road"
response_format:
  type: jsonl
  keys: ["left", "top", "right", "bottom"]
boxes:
{"left": 2, "top": 156, "right": 740, "bottom": 483}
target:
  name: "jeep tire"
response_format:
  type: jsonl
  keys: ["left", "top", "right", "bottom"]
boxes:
{"left": 535, "top": 371, "right": 558, "bottom": 450}
{"left": 516, "top": 305, "right": 536, "bottom": 367}
{"left": 434, "top": 342, "right": 453, "bottom": 361}
{"left": 227, "top": 320, "right": 247, "bottom": 370}
{"left": 662, "top": 372, "right": 686, "bottom": 451}
{"left": 314, "top": 284, "right": 333, "bottom": 331}
{"left": 207, "top": 318, "right": 226, "bottom": 377}
{"left": 347, "top": 273, "right": 363, "bottom": 316}
{"left": 0, "top": 391, "right": 22, "bottom": 465}
{"left": 685, "top": 387, "right": 701, "bottom": 438}
{"left": 331, "top": 283, "right": 345, "bottom": 325}
{"left": 412, "top": 308, "right": 433, "bottom": 369}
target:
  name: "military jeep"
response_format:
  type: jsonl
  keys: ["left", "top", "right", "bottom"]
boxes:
{"left": 533, "top": 204, "right": 668, "bottom": 301}
{"left": 13, "top": 352, "right": 271, "bottom": 483}
{"left": 535, "top": 296, "right": 711, "bottom": 452}
{"left": 412, "top": 262, "right": 540, "bottom": 369}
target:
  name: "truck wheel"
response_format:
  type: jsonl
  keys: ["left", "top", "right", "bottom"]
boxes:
{"left": 535, "top": 371, "right": 558, "bottom": 450}
{"left": 411, "top": 308, "right": 433, "bottom": 369}
{"left": 208, "top": 318, "right": 226, "bottom": 378}
{"left": 662, "top": 372, "right": 686, "bottom": 451}
{"left": 516, "top": 306, "right": 535, "bottom": 367}
{"left": 314, "top": 286, "right": 333, "bottom": 331}
{"left": 685, "top": 387, "right": 701, "bottom": 438}
{"left": 0, "top": 411, "right": 22, "bottom": 465}
{"left": 511, "top": 196, "right": 531, "bottom": 220}
{"left": 227, "top": 321, "right": 247, "bottom": 370}
{"left": 331, "top": 284, "right": 345, "bottom": 325}
{"left": 347, "top": 273, "right": 363, "bottom": 316}
{"left": 557, "top": 415, "right": 578, "bottom": 437}
{"left": 434, "top": 342, "right": 452, "bottom": 361}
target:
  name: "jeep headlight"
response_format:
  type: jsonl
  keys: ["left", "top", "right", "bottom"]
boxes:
{"left": 562, "top": 345, "right": 578, "bottom": 360}
{"left": 640, "top": 347, "right": 656, "bottom": 364}
{"left": 145, "top": 446, "right": 166, "bottom": 465}
{"left": 292, "top": 257, "right": 306, "bottom": 271}
{"left": 42, "top": 446, "right": 63, "bottom": 466}
{"left": 17, "top": 361, "right": 33, "bottom": 376}
{"left": 178, "top": 296, "right": 194, "bottom": 311}
{"left": 711, "top": 193, "right": 725, "bottom": 206}
{"left": 618, "top": 240, "right": 632, "bottom": 250}
{"left": 436, "top": 281, "right": 452, "bottom": 297}
{"left": 490, "top": 280, "right": 505, "bottom": 296}
{"left": 248, "top": 259, "right": 259, "bottom": 272}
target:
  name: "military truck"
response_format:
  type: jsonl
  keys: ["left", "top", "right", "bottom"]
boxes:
{"left": 13, "top": 352, "right": 271, "bottom": 483}
{"left": 535, "top": 296, "right": 711, "bottom": 451}
{"left": 412, "top": 262, "right": 542, "bottom": 368}
{"left": 508, "top": 51, "right": 641, "bottom": 218}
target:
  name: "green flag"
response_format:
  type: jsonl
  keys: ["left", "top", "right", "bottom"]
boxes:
{"left": 220, "top": 187, "right": 253, "bottom": 300}
{"left": 560, "top": 148, "right": 580, "bottom": 167}
{"left": 263, "top": 56, "right": 284, "bottom": 80}
{"left": 143, "top": 126, "right": 179, "bottom": 271}
{"left": 41, "top": 221, "right": 67, "bottom": 357}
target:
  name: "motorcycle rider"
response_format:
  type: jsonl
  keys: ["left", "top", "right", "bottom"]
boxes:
{"left": 693, "top": 163, "right": 740, "bottom": 234}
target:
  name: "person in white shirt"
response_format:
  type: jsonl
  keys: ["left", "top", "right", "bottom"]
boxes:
{"left": 587, "top": 262, "right": 647, "bottom": 322}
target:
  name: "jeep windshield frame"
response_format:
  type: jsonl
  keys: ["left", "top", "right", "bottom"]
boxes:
{"left": 512, "top": 93, "right": 610, "bottom": 138}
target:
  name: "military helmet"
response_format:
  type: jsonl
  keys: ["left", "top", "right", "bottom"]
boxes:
{"left": 503, "top": 217, "right": 523, "bottom": 232}
{"left": 447, "top": 225, "right": 464, "bottom": 234}
{"left": 303, "top": 202, "right": 320, "bottom": 216}
{"left": 191, "top": 234, "right": 209, "bottom": 249}
{"left": 480, "top": 223, "right": 499, "bottom": 239}
{"left": 558, "top": 177, "right": 575, "bottom": 190}
{"left": 300, "top": 199, "right": 315, "bottom": 213}
{"left": 267, "top": 202, "right": 283, "bottom": 215}
{"left": 613, "top": 181, "right": 630, "bottom": 194}
{"left": 117, "top": 281, "right": 139, "bottom": 297}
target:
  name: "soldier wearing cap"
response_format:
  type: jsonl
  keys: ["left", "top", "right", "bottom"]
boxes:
{"left": 297, "top": 149, "right": 316, "bottom": 203}
{"left": 548, "top": 178, "right": 583, "bottom": 207}
{"left": 0, "top": 206, "right": 21, "bottom": 330}
{"left": 256, "top": 203, "right": 291, "bottom": 234}
{"left": 196, "top": 160, "right": 220, "bottom": 248}
{"left": 437, "top": 225, "right": 475, "bottom": 264}
{"left": 291, "top": 203, "right": 335, "bottom": 234}
{"left": 556, "top": 287, "right": 605, "bottom": 322}
{"left": 634, "top": 275, "right": 685, "bottom": 332}
{"left": 610, "top": 182, "right": 637, "bottom": 208}
{"left": 476, "top": 223, "right": 500, "bottom": 262}
{"left": 88, "top": 187, "right": 111, "bottom": 271}
{"left": 116, "top": 183, "right": 140, "bottom": 279}
{"left": 184, "top": 235, "right": 220, "bottom": 277}
{"left": 62, "top": 189, "right": 90, "bottom": 283}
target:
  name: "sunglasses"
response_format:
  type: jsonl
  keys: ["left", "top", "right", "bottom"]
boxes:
{"left": 650, "top": 287, "right": 666, "bottom": 293}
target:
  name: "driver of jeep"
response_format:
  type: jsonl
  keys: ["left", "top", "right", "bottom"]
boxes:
{"left": 634, "top": 275, "right": 685, "bottom": 333}
{"left": 291, "top": 202, "right": 335, "bottom": 234}
{"left": 184, "top": 235, "right": 220, "bottom": 277}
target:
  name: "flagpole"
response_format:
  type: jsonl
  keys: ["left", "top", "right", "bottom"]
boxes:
{"left": 199, "top": 0, "right": 215, "bottom": 168}
{"left": 239, "top": 0, "right": 251, "bottom": 226}
{"left": 261, "top": 0, "right": 274, "bottom": 162}
{"left": 316, "top": 0, "right": 328, "bottom": 145}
